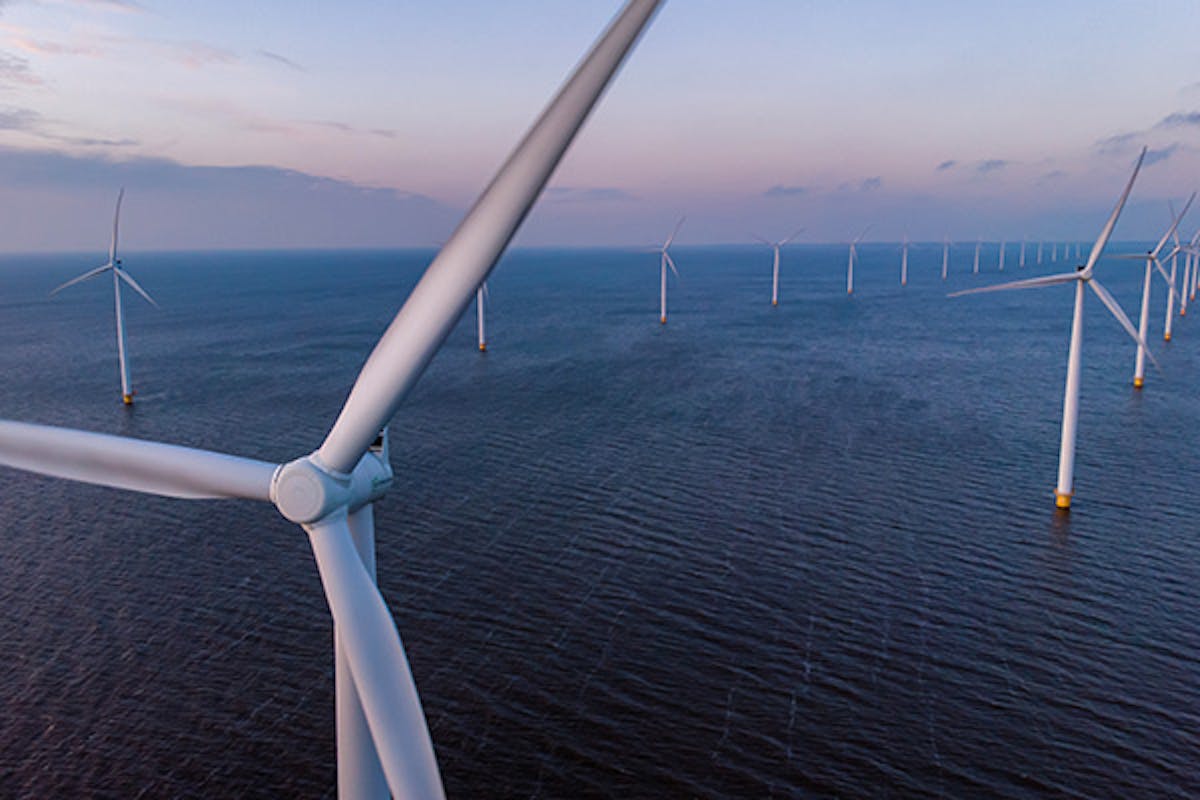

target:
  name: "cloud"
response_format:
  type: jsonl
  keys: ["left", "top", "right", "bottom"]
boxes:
{"left": 545, "top": 186, "right": 635, "bottom": 203}
{"left": 1096, "top": 131, "right": 1140, "bottom": 153}
{"left": 0, "top": 105, "right": 138, "bottom": 147}
{"left": 764, "top": 184, "right": 807, "bottom": 198}
{"left": 0, "top": 146, "right": 461, "bottom": 250}
{"left": 8, "top": 36, "right": 102, "bottom": 56}
{"left": 1144, "top": 144, "right": 1181, "bottom": 167}
{"left": 258, "top": 50, "right": 304, "bottom": 71}
{"left": 0, "top": 51, "right": 40, "bottom": 86}
{"left": 1156, "top": 111, "right": 1200, "bottom": 129}
{"left": 859, "top": 176, "right": 882, "bottom": 192}
{"left": 935, "top": 160, "right": 957, "bottom": 171}
{"left": 976, "top": 159, "right": 1008, "bottom": 174}
{"left": 307, "top": 119, "right": 396, "bottom": 139}
{"left": 0, "top": 106, "right": 40, "bottom": 132}
{"left": 1038, "top": 169, "right": 1067, "bottom": 182}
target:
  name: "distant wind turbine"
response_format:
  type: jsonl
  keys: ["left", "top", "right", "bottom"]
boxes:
{"left": 755, "top": 229, "right": 801, "bottom": 306}
{"left": 1019, "top": 236, "right": 1027, "bottom": 268}
{"left": 1165, "top": 230, "right": 1182, "bottom": 339}
{"left": 658, "top": 217, "right": 684, "bottom": 323}
{"left": 51, "top": 188, "right": 158, "bottom": 406}
{"left": 1037, "top": 241, "right": 1044, "bottom": 264}
{"left": 476, "top": 282, "right": 488, "bottom": 351}
{"left": 1052, "top": 241, "right": 1058, "bottom": 262}
{"left": 973, "top": 238, "right": 981, "bottom": 274}
{"left": 998, "top": 240, "right": 1006, "bottom": 271}
{"left": 900, "top": 234, "right": 910, "bottom": 286}
{"left": 1189, "top": 230, "right": 1200, "bottom": 302}
{"left": 951, "top": 147, "right": 1151, "bottom": 510}
{"left": 942, "top": 235, "right": 952, "bottom": 280}
{"left": 846, "top": 226, "right": 870, "bottom": 294}
{"left": 1114, "top": 193, "right": 1192, "bottom": 388}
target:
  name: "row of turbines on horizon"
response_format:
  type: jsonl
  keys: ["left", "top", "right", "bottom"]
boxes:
{"left": 2, "top": 3, "right": 1196, "bottom": 796}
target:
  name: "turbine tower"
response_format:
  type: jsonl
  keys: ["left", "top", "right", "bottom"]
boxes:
{"left": 755, "top": 229, "right": 801, "bottom": 306}
{"left": 476, "top": 282, "right": 488, "bottom": 351}
{"left": 942, "top": 235, "right": 952, "bottom": 280}
{"left": 51, "top": 188, "right": 158, "bottom": 405}
{"left": 657, "top": 217, "right": 684, "bottom": 323}
{"left": 952, "top": 147, "right": 1151, "bottom": 510}
{"left": 846, "top": 226, "right": 870, "bottom": 294}
{"left": 0, "top": 2, "right": 665, "bottom": 796}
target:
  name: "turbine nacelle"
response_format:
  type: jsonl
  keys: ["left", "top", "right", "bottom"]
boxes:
{"left": 272, "top": 441, "right": 392, "bottom": 525}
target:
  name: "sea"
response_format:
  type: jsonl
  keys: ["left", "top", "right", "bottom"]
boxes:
{"left": 0, "top": 243, "right": 1196, "bottom": 798}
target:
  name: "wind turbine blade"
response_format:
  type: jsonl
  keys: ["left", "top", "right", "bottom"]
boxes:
{"left": 1151, "top": 256, "right": 1182, "bottom": 303}
{"left": 1153, "top": 192, "right": 1195, "bottom": 258}
{"left": 315, "top": 0, "right": 663, "bottom": 476}
{"left": 664, "top": 250, "right": 680, "bottom": 279}
{"left": 115, "top": 268, "right": 159, "bottom": 308}
{"left": 50, "top": 264, "right": 111, "bottom": 295}
{"left": 1082, "top": 146, "right": 1146, "bottom": 277}
{"left": 778, "top": 228, "right": 804, "bottom": 247}
{"left": 663, "top": 216, "right": 685, "bottom": 250}
{"left": 947, "top": 271, "right": 1079, "bottom": 297}
{"left": 305, "top": 515, "right": 445, "bottom": 800}
{"left": 751, "top": 234, "right": 773, "bottom": 247}
{"left": 1088, "top": 279, "right": 1159, "bottom": 368}
{"left": 0, "top": 420, "right": 276, "bottom": 500}
{"left": 854, "top": 225, "right": 872, "bottom": 244}
{"left": 110, "top": 187, "right": 124, "bottom": 265}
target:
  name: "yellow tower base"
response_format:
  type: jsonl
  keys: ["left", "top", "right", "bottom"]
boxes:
{"left": 1165, "top": 332, "right": 1172, "bottom": 342}
{"left": 1182, "top": 307, "right": 1188, "bottom": 317}
{"left": 1133, "top": 376, "right": 1144, "bottom": 389}
{"left": 660, "top": 317, "right": 666, "bottom": 324}
{"left": 478, "top": 343, "right": 487, "bottom": 352}
{"left": 1054, "top": 490, "right": 1072, "bottom": 510}
{"left": 122, "top": 394, "right": 134, "bottom": 405}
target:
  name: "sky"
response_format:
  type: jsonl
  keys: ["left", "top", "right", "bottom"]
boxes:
{"left": 0, "top": 0, "right": 1199, "bottom": 251}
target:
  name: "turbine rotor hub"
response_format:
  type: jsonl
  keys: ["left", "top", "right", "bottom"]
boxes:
{"left": 271, "top": 448, "right": 393, "bottom": 524}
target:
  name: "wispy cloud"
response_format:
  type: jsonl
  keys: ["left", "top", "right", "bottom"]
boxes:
{"left": 546, "top": 186, "right": 635, "bottom": 203}
{"left": 1144, "top": 144, "right": 1181, "bottom": 167}
{"left": 1156, "top": 111, "right": 1200, "bottom": 129}
{"left": 0, "top": 51, "right": 40, "bottom": 86}
{"left": 935, "top": 160, "right": 957, "bottom": 171}
{"left": 258, "top": 50, "right": 303, "bottom": 71}
{"left": 0, "top": 105, "right": 138, "bottom": 147}
{"left": 764, "top": 184, "right": 807, "bottom": 198}
{"left": 1095, "top": 131, "right": 1140, "bottom": 154}
{"left": 859, "top": 176, "right": 882, "bottom": 192}
{"left": 307, "top": 120, "right": 396, "bottom": 139}
{"left": 1039, "top": 169, "right": 1067, "bottom": 182}
{"left": 8, "top": 36, "right": 102, "bottom": 56}
{"left": 976, "top": 159, "right": 1008, "bottom": 174}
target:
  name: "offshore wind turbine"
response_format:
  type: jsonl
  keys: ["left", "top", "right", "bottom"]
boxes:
{"left": 657, "top": 217, "right": 684, "bottom": 323}
{"left": 1189, "top": 230, "right": 1200, "bottom": 302}
{"left": 973, "top": 238, "right": 981, "bottom": 274}
{"left": 1019, "top": 236, "right": 1027, "bottom": 267}
{"left": 755, "top": 229, "right": 801, "bottom": 306}
{"left": 846, "top": 226, "right": 870, "bottom": 294}
{"left": 900, "top": 234, "right": 910, "bottom": 286}
{"left": 1115, "top": 194, "right": 1192, "bottom": 388}
{"left": 1037, "top": 240, "right": 1044, "bottom": 264}
{"left": 1165, "top": 229, "right": 1181, "bottom": 339}
{"left": 951, "top": 147, "right": 1151, "bottom": 510}
{"left": 941, "top": 235, "right": 952, "bottom": 280}
{"left": 998, "top": 240, "right": 1006, "bottom": 271}
{"left": 0, "top": 2, "right": 663, "bottom": 797}
{"left": 51, "top": 188, "right": 158, "bottom": 406}
{"left": 475, "top": 282, "right": 488, "bottom": 351}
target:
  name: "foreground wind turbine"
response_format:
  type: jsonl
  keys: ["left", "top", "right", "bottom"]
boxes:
{"left": 846, "top": 226, "right": 870, "bottom": 294}
{"left": 0, "top": 2, "right": 663, "bottom": 797}
{"left": 476, "top": 281, "right": 488, "bottom": 351}
{"left": 657, "top": 217, "right": 684, "bottom": 323}
{"left": 951, "top": 147, "right": 1151, "bottom": 510}
{"left": 755, "top": 229, "right": 801, "bottom": 305}
{"left": 1114, "top": 193, "right": 1192, "bottom": 388}
{"left": 51, "top": 188, "right": 158, "bottom": 405}
{"left": 942, "top": 235, "right": 952, "bottom": 280}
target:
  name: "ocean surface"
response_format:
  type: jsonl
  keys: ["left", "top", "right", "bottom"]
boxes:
{"left": 0, "top": 243, "right": 1197, "bottom": 799}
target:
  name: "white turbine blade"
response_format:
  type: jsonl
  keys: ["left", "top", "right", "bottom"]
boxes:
{"left": 115, "top": 268, "right": 159, "bottom": 308}
{"left": 315, "top": 0, "right": 663, "bottom": 476}
{"left": 305, "top": 515, "right": 445, "bottom": 800}
{"left": 663, "top": 215, "right": 685, "bottom": 250}
{"left": 664, "top": 250, "right": 680, "bottom": 279}
{"left": 50, "top": 264, "right": 111, "bottom": 295}
{"left": 854, "top": 225, "right": 872, "bottom": 244}
{"left": 110, "top": 187, "right": 124, "bottom": 265}
{"left": 947, "top": 271, "right": 1079, "bottom": 297}
{"left": 778, "top": 228, "right": 804, "bottom": 247}
{"left": 0, "top": 420, "right": 275, "bottom": 500}
{"left": 1152, "top": 192, "right": 1195, "bottom": 258}
{"left": 1151, "top": 256, "right": 1183, "bottom": 303}
{"left": 1088, "top": 278, "right": 1159, "bottom": 368}
{"left": 751, "top": 234, "right": 773, "bottom": 247}
{"left": 1082, "top": 146, "right": 1146, "bottom": 277}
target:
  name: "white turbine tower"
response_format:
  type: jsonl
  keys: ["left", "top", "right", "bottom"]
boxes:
{"left": 998, "top": 240, "right": 1006, "bottom": 271}
{"left": 1178, "top": 225, "right": 1193, "bottom": 318}
{"left": 51, "top": 188, "right": 158, "bottom": 405}
{"left": 973, "top": 237, "right": 981, "bottom": 274}
{"left": 0, "top": 2, "right": 663, "bottom": 797}
{"left": 1019, "top": 236, "right": 1027, "bottom": 268}
{"left": 942, "top": 235, "right": 953, "bottom": 280}
{"left": 1037, "top": 240, "right": 1044, "bottom": 264}
{"left": 657, "top": 217, "right": 684, "bottom": 323}
{"left": 951, "top": 147, "right": 1151, "bottom": 511}
{"left": 1052, "top": 241, "right": 1058, "bottom": 262}
{"left": 475, "top": 281, "right": 488, "bottom": 351}
{"left": 1114, "top": 194, "right": 1192, "bottom": 388}
{"left": 1165, "top": 229, "right": 1181, "bottom": 340}
{"left": 1189, "top": 230, "right": 1200, "bottom": 302}
{"left": 755, "top": 229, "right": 801, "bottom": 306}
{"left": 846, "top": 226, "right": 870, "bottom": 294}
{"left": 900, "top": 233, "right": 910, "bottom": 286}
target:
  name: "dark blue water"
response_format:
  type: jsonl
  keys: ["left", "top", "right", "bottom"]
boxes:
{"left": 0, "top": 244, "right": 1197, "bottom": 798}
